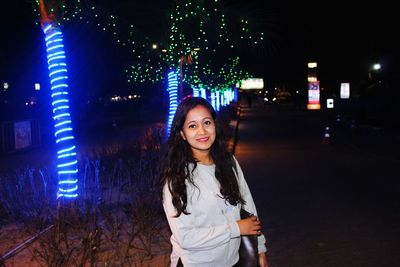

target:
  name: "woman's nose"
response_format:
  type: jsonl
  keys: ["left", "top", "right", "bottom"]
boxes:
{"left": 197, "top": 124, "right": 206, "bottom": 134}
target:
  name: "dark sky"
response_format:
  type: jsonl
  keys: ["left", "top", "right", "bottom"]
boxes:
{"left": 0, "top": 0, "right": 398, "bottom": 95}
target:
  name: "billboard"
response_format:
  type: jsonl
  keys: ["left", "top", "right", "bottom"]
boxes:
{"left": 327, "top": 98, "right": 334, "bottom": 108}
{"left": 340, "top": 83, "right": 350, "bottom": 99}
{"left": 307, "top": 81, "right": 321, "bottom": 110}
{"left": 237, "top": 78, "right": 264, "bottom": 90}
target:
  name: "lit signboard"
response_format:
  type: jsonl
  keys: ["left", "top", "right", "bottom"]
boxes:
{"left": 327, "top": 98, "right": 334, "bottom": 109}
{"left": 307, "top": 81, "right": 321, "bottom": 110}
{"left": 238, "top": 78, "right": 264, "bottom": 90}
{"left": 340, "top": 83, "right": 350, "bottom": 99}
{"left": 308, "top": 62, "right": 317, "bottom": 68}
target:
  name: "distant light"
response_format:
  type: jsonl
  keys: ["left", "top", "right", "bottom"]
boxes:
{"left": 35, "top": 83, "right": 41, "bottom": 90}
{"left": 340, "top": 83, "right": 350, "bottom": 99}
{"left": 152, "top": 43, "right": 157, "bottom": 49}
{"left": 193, "top": 47, "right": 201, "bottom": 51}
{"left": 162, "top": 49, "right": 167, "bottom": 53}
{"left": 238, "top": 78, "right": 264, "bottom": 90}
{"left": 200, "top": 88, "right": 207, "bottom": 99}
{"left": 211, "top": 91, "right": 217, "bottom": 110}
{"left": 372, "top": 63, "right": 381, "bottom": 70}
{"left": 192, "top": 87, "right": 199, "bottom": 97}
{"left": 327, "top": 98, "right": 334, "bottom": 109}
{"left": 307, "top": 81, "right": 321, "bottom": 110}
{"left": 216, "top": 91, "right": 220, "bottom": 111}
{"left": 308, "top": 62, "right": 317, "bottom": 68}
{"left": 3, "top": 82, "right": 9, "bottom": 90}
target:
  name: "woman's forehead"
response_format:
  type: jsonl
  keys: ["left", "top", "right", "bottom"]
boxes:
{"left": 185, "top": 105, "right": 213, "bottom": 120}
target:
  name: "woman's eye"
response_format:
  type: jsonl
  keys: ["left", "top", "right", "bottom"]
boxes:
{"left": 188, "top": 124, "right": 196, "bottom": 129}
{"left": 204, "top": 120, "right": 212, "bottom": 125}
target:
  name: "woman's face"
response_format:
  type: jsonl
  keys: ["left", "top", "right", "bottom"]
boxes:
{"left": 180, "top": 104, "right": 216, "bottom": 160}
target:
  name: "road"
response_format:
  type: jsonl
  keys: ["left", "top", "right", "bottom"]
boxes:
{"left": 235, "top": 103, "right": 400, "bottom": 267}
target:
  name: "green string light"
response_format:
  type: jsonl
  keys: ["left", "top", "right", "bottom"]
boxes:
{"left": 31, "top": 0, "right": 263, "bottom": 90}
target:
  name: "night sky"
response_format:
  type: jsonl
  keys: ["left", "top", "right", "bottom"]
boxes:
{"left": 0, "top": 1, "right": 398, "bottom": 98}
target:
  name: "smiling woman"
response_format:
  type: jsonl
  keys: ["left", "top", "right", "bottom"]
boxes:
{"left": 160, "top": 97, "right": 269, "bottom": 267}
{"left": 179, "top": 104, "right": 217, "bottom": 164}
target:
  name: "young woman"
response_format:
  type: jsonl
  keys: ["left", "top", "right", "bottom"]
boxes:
{"left": 161, "top": 97, "right": 268, "bottom": 267}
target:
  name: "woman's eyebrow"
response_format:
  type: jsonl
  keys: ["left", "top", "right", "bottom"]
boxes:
{"left": 186, "top": 117, "right": 212, "bottom": 124}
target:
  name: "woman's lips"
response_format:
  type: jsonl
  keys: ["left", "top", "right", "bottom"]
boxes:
{"left": 196, "top": 137, "right": 209, "bottom": 142}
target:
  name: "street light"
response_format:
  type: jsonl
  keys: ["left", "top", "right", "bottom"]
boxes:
{"left": 369, "top": 63, "right": 381, "bottom": 80}
{"left": 372, "top": 63, "right": 381, "bottom": 70}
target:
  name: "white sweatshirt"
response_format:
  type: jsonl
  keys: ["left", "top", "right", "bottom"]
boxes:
{"left": 162, "top": 158, "right": 267, "bottom": 267}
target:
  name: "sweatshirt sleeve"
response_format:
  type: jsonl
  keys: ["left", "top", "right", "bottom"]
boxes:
{"left": 233, "top": 156, "right": 268, "bottom": 253}
{"left": 163, "top": 184, "right": 241, "bottom": 251}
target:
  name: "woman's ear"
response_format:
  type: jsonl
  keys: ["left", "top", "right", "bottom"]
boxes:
{"left": 180, "top": 130, "right": 186, "bottom": 140}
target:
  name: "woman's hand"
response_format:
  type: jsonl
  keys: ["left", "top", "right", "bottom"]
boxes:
{"left": 237, "top": 215, "right": 262, "bottom": 235}
{"left": 258, "top": 252, "right": 269, "bottom": 267}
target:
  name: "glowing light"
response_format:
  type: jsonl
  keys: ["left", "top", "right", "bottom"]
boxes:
{"left": 238, "top": 78, "right": 264, "bottom": 90}
{"left": 307, "top": 81, "right": 321, "bottom": 110}
{"left": 200, "top": 88, "right": 207, "bottom": 99}
{"left": 308, "top": 62, "right": 317, "bottom": 68}
{"left": 58, "top": 152, "right": 77, "bottom": 159}
{"left": 42, "top": 23, "right": 78, "bottom": 199}
{"left": 211, "top": 91, "right": 216, "bottom": 110}
{"left": 192, "top": 87, "right": 199, "bottom": 97}
{"left": 167, "top": 70, "right": 179, "bottom": 136}
{"left": 340, "top": 83, "right": 350, "bottom": 99}
{"left": 372, "top": 63, "right": 381, "bottom": 70}
{"left": 327, "top": 98, "right": 334, "bottom": 109}
{"left": 216, "top": 91, "right": 220, "bottom": 111}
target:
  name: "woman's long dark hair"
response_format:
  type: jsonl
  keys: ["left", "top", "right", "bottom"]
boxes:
{"left": 160, "top": 97, "right": 245, "bottom": 217}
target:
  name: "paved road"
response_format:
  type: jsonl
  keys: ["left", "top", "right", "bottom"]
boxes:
{"left": 235, "top": 104, "right": 400, "bottom": 267}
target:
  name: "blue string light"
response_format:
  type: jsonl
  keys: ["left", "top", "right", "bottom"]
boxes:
{"left": 192, "top": 87, "right": 199, "bottom": 97}
{"left": 167, "top": 70, "right": 178, "bottom": 136}
{"left": 211, "top": 91, "right": 216, "bottom": 110}
{"left": 200, "top": 88, "right": 207, "bottom": 100}
{"left": 43, "top": 23, "right": 78, "bottom": 199}
{"left": 216, "top": 91, "right": 220, "bottom": 111}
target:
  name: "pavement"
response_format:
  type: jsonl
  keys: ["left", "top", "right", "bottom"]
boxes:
{"left": 234, "top": 102, "right": 400, "bottom": 267}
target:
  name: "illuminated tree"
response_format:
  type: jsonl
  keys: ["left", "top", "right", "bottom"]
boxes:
{"left": 32, "top": 1, "right": 264, "bottom": 96}
{"left": 38, "top": 0, "right": 79, "bottom": 199}
{"left": 126, "top": 0, "right": 264, "bottom": 95}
